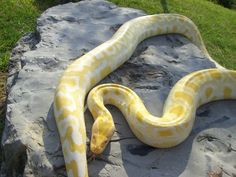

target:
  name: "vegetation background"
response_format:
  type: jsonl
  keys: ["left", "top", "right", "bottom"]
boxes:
{"left": 0, "top": 0, "right": 235, "bottom": 161}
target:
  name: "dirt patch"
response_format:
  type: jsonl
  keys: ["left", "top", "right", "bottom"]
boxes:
{"left": 0, "top": 72, "right": 7, "bottom": 134}
{"left": 0, "top": 72, "right": 7, "bottom": 162}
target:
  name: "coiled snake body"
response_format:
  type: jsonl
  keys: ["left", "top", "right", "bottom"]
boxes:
{"left": 53, "top": 14, "right": 236, "bottom": 177}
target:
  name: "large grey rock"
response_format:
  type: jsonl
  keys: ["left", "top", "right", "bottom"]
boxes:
{"left": 1, "top": 0, "right": 236, "bottom": 177}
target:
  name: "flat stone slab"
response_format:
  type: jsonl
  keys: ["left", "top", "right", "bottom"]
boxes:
{"left": 1, "top": 0, "right": 236, "bottom": 177}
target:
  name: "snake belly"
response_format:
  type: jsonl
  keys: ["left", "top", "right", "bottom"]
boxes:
{"left": 54, "top": 14, "right": 228, "bottom": 177}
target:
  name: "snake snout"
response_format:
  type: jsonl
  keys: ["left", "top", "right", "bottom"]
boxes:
{"left": 90, "top": 145, "right": 100, "bottom": 155}
{"left": 90, "top": 134, "right": 109, "bottom": 155}
{"left": 90, "top": 142, "right": 105, "bottom": 155}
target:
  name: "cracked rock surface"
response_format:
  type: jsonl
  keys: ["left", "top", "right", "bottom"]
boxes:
{"left": 1, "top": 0, "right": 236, "bottom": 177}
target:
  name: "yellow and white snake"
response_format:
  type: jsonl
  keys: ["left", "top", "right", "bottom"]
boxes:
{"left": 53, "top": 14, "right": 236, "bottom": 177}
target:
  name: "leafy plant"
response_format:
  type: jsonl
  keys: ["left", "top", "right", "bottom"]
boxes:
{"left": 218, "top": 0, "right": 235, "bottom": 8}
{"left": 208, "top": 0, "right": 235, "bottom": 8}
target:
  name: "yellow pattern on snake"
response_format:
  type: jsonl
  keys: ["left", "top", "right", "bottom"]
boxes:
{"left": 53, "top": 14, "right": 236, "bottom": 177}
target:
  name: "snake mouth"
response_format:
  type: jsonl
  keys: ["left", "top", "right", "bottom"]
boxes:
{"left": 90, "top": 144, "right": 104, "bottom": 155}
{"left": 87, "top": 150, "right": 97, "bottom": 162}
{"left": 90, "top": 135, "right": 109, "bottom": 155}
{"left": 90, "top": 141, "right": 109, "bottom": 155}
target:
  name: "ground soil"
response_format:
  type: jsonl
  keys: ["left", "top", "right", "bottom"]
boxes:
{"left": 0, "top": 72, "right": 7, "bottom": 161}
{"left": 0, "top": 72, "right": 7, "bottom": 134}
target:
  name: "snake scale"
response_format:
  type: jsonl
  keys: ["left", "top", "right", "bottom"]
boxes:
{"left": 53, "top": 14, "right": 236, "bottom": 177}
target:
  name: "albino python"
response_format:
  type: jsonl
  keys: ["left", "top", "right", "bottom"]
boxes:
{"left": 53, "top": 14, "right": 236, "bottom": 177}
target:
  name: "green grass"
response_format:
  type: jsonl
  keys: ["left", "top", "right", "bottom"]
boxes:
{"left": 110, "top": 0, "right": 236, "bottom": 69}
{"left": 0, "top": 0, "right": 38, "bottom": 72}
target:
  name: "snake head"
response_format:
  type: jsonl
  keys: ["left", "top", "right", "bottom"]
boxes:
{"left": 90, "top": 117, "right": 115, "bottom": 155}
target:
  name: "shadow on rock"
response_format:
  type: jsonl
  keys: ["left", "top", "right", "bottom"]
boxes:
{"left": 43, "top": 104, "right": 66, "bottom": 176}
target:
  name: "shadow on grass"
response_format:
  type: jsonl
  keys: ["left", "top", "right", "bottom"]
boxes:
{"left": 34, "top": 0, "right": 80, "bottom": 11}
{"left": 160, "top": 0, "right": 169, "bottom": 13}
